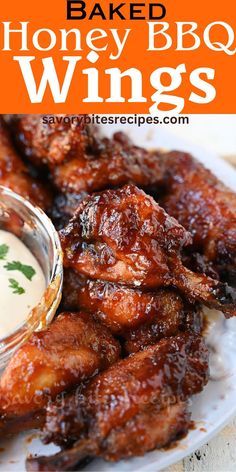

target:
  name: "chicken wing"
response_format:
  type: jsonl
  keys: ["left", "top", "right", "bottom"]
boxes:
{"left": 9, "top": 116, "right": 236, "bottom": 283}
{"left": 60, "top": 185, "right": 236, "bottom": 316}
{"left": 27, "top": 333, "right": 209, "bottom": 470}
{"left": 124, "top": 303, "right": 202, "bottom": 354}
{"left": 52, "top": 133, "right": 163, "bottom": 194}
{"left": 62, "top": 270, "right": 185, "bottom": 333}
{"left": 62, "top": 269, "right": 202, "bottom": 353}
{"left": 12, "top": 113, "right": 163, "bottom": 194}
{"left": 10, "top": 114, "right": 94, "bottom": 167}
{"left": 0, "top": 312, "right": 120, "bottom": 435}
{"left": 0, "top": 117, "right": 51, "bottom": 211}
{"left": 159, "top": 151, "right": 236, "bottom": 284}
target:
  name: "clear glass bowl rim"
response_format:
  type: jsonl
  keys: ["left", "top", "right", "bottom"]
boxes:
{"left": 0, "top": 185, "right": 63, "bottom": 358}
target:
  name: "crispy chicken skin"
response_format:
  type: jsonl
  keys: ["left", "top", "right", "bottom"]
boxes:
{"left": 27, "top": 333, "right": 209, "bottom": 470}
{"left": 159, "top": 151, "right": 236, "bottom": 283}
{"left": 0, "top": 312, "right": 120, "bottom": 434}
{"left": 10, "top": 114, "right": 94, "bottom": 167}
{"left": 60, "top": 185, "right": 236, "bottom": 315}
{"left": 0, "top": 117, "right": 51, "bottom": 210}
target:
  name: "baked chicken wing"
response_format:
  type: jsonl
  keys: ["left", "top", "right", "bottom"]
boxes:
{"left": 11, "top": 114, "right": 163, "bottom": 194}
{"left": 10, "top": 114, "right": 93, "bottom": 167}
{"left": 0, "top": 117, "right": 51, "bottom": 210}
{"left": 60, "top": 185, "right": 236, "bottom": 316}
{"left": 9, "top": 115, "right": 236, "bottom": 283}
{"left": 62, "top": 269, "right": 202, "bottom": 353}
{"left": 159, "top": 151, "right": 236, "bottom": 284}
{"left": 52, "top": 133, "right": 163, "bottom": 195}
{"left": 0, "top": 312, "right": 120, "bottom": 435}
{"left": 27, "top": 333, "right": 209, "bottom": 470}
{"left": 62, "top": 270, "right": 185, "bottom": 334}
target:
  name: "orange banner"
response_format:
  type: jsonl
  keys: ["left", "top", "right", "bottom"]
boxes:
{"left": 0, "top": 0, "right": 235, "bottom": 113}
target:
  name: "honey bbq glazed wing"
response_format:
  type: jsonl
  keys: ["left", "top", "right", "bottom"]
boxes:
{"left": 0, "top": 117, "right": 51, "bottom": 211}
{"left": 9, "top": 115, "right": 236, "bottom": 283}
{"left": 0, "top": 312, "right": 120, "bottom": 435}
{"left": 62, "top": 269, "right": 202, "bottom": 353}
{"left": 9, "top": 114, "right": 94, "bottom": 167}
{"left": 11, "top": 115, "right": 163, "bottom": 194}
{"left": 159, "top": 151, "right": 236, "bottom": 284}
{"left": 27, "top": 333, "right": 209, "bottom": 471}
{"left": 60, "top": 185, "right": 236, "bottom": 316}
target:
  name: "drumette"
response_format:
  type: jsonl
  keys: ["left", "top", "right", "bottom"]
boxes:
{"left": 60, "top": 185, "right": 236, "bottom": 316}
{"left": 27, "top": 333, "right": 209, "bottom": 470}
{"left": 0, "top": 312, "right": 120, "bottom": 435}
{"left": 63, "top": 269, "right": 202, "bottom": 353}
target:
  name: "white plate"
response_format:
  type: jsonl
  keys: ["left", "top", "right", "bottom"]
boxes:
{"left": 1, "top": 123, "right": 236, "bottom": 472}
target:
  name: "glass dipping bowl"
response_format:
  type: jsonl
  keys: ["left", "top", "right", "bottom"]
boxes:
{"left": 0, "top": 186, "right": 63, "bottom": 369}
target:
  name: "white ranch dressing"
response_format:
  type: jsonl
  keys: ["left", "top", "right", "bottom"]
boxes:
{"left": 0, "top": 230, "right": 46, "bottom": 339}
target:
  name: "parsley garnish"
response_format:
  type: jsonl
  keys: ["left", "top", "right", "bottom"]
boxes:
{"left": 4, "top": 261, "right": 36, "bottom": 281}
{"left": 8, "top": 278, "right": 25, "bottom": 295}
{"left": 0, "top": 244, "right": 9, "bottom": 260}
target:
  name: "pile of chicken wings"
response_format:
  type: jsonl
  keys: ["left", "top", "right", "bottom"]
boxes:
{"left": 0, "top": 114, "right": 235, "bottom": 471}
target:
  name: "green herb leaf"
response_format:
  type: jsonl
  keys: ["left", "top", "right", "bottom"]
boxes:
{"left": 8, "top": 278, "right": 25, "bottom": 295}
{"left": 4, "top": 261, "right": 36, "bottom": 281}
{"left": 0, "top": 244, "right": 9, "bottom": 260}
